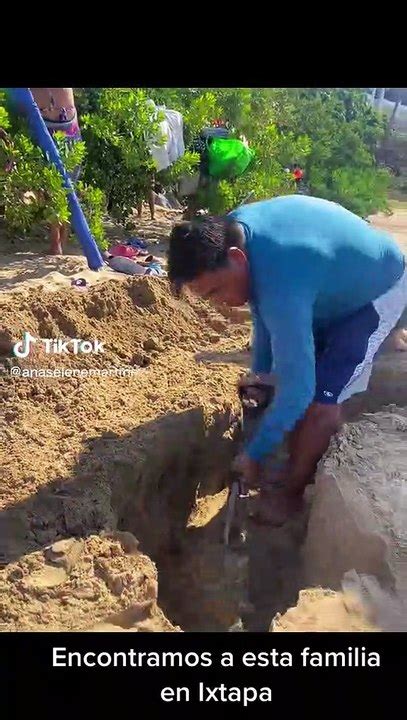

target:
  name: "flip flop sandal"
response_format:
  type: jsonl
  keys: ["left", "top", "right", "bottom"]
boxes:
{"left": 109, "top": 244, "right": 139, "bottom": 259}
{"left": 138, "top": 255, "right": 159, "bottom": 265}
{"left": 127, "top": 237, "right": 148, "bottom": 250}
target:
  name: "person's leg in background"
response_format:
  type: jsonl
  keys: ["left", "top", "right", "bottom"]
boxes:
{"left": 49, "top": 222, "right": 63, "bottom": 255}
{"left": 49, "top": 220, "right": 74, "bottom": 255}
{"left": 137, "top": 176, "right": 155, "bottom": 221}
{"left": 49, "top": 161, "right": 81, "bottom": 255}
{"left": 30, "top": 89, "right": 81, "bottom": 256}
{"left": 137, "top": 190, "right": 155, "bottom": 221}
{"left": 60, "top": 222, "right": 70, "bottom": 247}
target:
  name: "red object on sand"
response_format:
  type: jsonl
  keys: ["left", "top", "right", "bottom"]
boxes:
{"left": 109, "top": 244, "right": 139, "bottom": 259}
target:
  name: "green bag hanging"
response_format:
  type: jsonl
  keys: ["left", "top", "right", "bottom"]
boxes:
{"left": 207, "top": 137, "right": 254, "bottom": 179}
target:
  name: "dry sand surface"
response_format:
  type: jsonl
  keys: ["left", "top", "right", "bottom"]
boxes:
{"left": 0, "top": 206, "right": 174, "bottom": 294}
{"left": 371, "top": 207, "right": 407, "bottom": 254}
{"left": 272, "top": 588, "right": 378, "bottom": 632}
{"left": 1, "top": 207, "right": 406, "bottom": 632}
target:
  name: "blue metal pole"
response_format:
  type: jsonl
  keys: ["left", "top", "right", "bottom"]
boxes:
{"left": 9, "top": 88, "right": 104, "bottom": 271}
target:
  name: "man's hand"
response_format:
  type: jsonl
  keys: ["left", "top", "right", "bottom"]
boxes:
{"left": 233, "top": 452, "right": 261, "bottom": 488}
{"left": 238, "top": 372, "right": 275, "bottom": 408}
{"left": 238, "top": 371, "right": 274, "bottom": 389}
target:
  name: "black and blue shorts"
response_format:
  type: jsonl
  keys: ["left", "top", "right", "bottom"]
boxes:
{"left": 314, "top": 266, "right": 407, "bottom": 405}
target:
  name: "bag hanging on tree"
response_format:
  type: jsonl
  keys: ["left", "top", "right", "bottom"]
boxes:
{"left": 207, "top": 137, "right": 254, "bottom": 179}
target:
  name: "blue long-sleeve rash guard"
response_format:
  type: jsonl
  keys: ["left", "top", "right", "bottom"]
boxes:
{"left": 229, "top": 195, "right": 405, "bottom": 461}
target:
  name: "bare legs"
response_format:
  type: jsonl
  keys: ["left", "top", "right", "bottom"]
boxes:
{"left": 390, "top": 328, "right": 407, "bottom": 352}
{"left": 257, "top": 402, "right": 342, "bottom": 525}
{"left": 49, "top": 222, "right": 69, "bottom": 255}
{"left": 137, "top": 186, "right": 155, "bottom": 221}
{"left": 286, "top": 402, "right": 342, "bottom": 491}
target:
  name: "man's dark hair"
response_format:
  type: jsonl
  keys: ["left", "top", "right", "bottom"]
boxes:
{"left": 168, "top": 217, "right": 236, "bottom": 292}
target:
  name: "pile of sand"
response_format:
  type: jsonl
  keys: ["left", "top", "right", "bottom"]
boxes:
{"left": 271, "top": 588, "right": 378, "bottom": 632}
{"left": 1, "top": 278, "right": 248, "bottom": 511}
{"left": 0, "top": 276, "right": 246, "bottom": 370}
{"left": 0, "top": 531, "right": 178, "bottom": 632}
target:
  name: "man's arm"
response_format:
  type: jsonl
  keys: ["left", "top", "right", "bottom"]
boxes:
{"left": 246, "top": 290, "right": 316, "bottom": 461}
{"left": 250, "top": 304, "right": 273, "bottom": 375}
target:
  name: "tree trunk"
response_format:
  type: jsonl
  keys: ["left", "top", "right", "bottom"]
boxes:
{"left": 376, "top": 88, "right": 386, "bottom": 111}
{"left": 382, "top": 91, "right": 402, "bottom": 168}
{"left": 389, "top": 94, "right": 402, "bottom": 129}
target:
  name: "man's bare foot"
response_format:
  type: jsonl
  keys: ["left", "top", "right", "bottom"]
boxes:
{"left": 251, "top": 485, "right": 304, "bottom": 526}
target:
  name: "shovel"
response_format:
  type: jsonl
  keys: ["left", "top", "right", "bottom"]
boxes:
{"left": 223, "top": 382, "right": 273, "bottom": 547}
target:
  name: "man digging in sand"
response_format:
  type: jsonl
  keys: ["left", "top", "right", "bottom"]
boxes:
{"left": 167, "top": 195, "right": 407, "bottom": 525}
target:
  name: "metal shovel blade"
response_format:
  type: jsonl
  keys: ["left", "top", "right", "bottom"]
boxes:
{"left": 224, "top": 482, "right": 239, "bottom": 546}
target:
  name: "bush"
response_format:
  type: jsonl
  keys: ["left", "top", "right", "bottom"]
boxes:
{"left": 77, "top": 182, "right": 108, "bottom": 250}
{"left": 330, "top": 167, "right": 390, "bottom": 216}
{"left": 169, "top": 87, "right": 389, "bottom": 217}
{"left": 171, "top": 89, "right": 312, "bottom": 214}
{"left": 80, "top": 89, "right": 159, "bottom": 222}
{"left": 289, "top": 88, "right": 390, "bottom": 215}
{"left": 81, "top": 88, "right": 201, "bottom": 221}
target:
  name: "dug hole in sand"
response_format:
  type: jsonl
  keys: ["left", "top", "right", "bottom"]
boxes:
{"left": 1, "top": 212, "right": 406, "bottom": 632}
{"left": 0, "top": 275, "right": 254, "bottom": 631}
